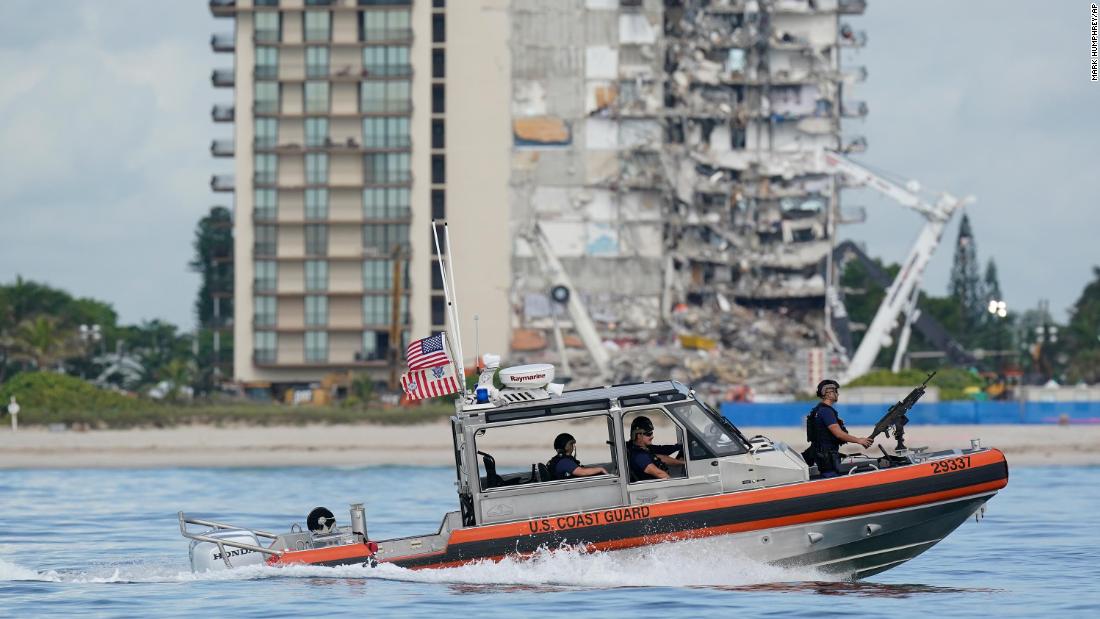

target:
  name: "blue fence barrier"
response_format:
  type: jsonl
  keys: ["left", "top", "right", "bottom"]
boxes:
{"left": 720, "top": 400, "right": 1100, "bottom": 426}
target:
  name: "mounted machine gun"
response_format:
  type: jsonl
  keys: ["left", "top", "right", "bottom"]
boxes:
{"left": 869, "top": 371, "right": 936, "bottom": 451}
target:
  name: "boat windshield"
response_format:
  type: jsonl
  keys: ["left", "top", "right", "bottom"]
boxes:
{"left": 668, "top": 400, "right": 749, "bottom": 457}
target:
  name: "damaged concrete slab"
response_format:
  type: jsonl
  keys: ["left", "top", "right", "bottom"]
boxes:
{"left": 508, "top": 0, "right": 867, "bottom": 396}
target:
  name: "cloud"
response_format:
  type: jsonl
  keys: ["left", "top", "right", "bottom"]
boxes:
{"left": 0, "top": 1, "right": 223, "bottom": 328}
{"left": 842, "top": 0, "right": 1100, "bottom": 320}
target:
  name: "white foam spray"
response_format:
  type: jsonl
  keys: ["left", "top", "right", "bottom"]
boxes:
{"left": 2, "top": 537, "right": 837, "bottom": 588}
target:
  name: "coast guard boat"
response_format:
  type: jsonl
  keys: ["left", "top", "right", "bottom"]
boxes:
{"left": 180, "top": 362, "right": 1008, "bottom": 579}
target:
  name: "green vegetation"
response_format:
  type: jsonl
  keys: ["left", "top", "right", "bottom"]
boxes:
{"left": 0, "top": 372, "right": 452, "bottom": 428}
{"left": 845, "top": 368, "right": 983, "bottom": 400}
{"left": 0, "top": 277, "right": 198, "bottom": 390}
{"left": 1065, "top": 267, "right": 1100, "bottom": 384}
{"left": 0, "top": 371, "right": 142, "bottom": 415}
{"left": 189, "top": 206, "right": 234, "bottom": 385}
{"left": 839, "top": 213, "right": 1099, "bottom": 387}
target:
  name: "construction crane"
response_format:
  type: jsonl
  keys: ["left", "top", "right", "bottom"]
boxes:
{"left": 519, "top": 223, "right": 611, "bottom": 381}
{"left": 819, "top": 150, "right": 975, "bottom": 382}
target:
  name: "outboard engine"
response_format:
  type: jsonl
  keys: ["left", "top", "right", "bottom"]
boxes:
{"left": 189, "top": 529, "right": 266, "bottom": 572}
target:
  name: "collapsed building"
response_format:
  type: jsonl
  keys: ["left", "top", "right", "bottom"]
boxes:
{"left": 507, "top": 0, "right": 868, "bottom": 396}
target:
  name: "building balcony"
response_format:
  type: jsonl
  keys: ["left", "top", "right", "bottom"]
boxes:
{"left": 266, "top": 324, "right": 396, "bottom": 334}
{"left": 209, "top": 0, "right": 236, "bottom": 17}
{"left": 211, "top": 175, "right": 235, "bottom": 192}
{"left": 259, "top": 288, "right": 408, "bottom": 298}
{"left": 840, "top": 66, "right": 869, "bottom": 84}
{"left": 211, "top": 69, "right": 235, "bottom": 88}
{"left": 838, "top": 0, "right": 868, "bottom": 15}
{"left": 275, "top": 67, "right": 413, "bottom": 83}
{"left": 361, "top": 29, "right": 414, "bottom": 44}
{"left": 211, "top": 140, "right": 235, "bottom": 157}
{"left": 211, "top": 33, "right": 234, "bottom": 52}
{"left": 212, "top": 104, "right": 235, "bottom": 122}
{"left": 254, "top": 243, "right": 277, "bottom": 257}
{"left": 254, "top": 66, "right": 279, "bottom": 80}
{"left": 252, "top": 355, "right": 386, "bottom": 369}
{"left": 840, "top": 100, "right": 869, "bottom": 117}
{"left": 253, "top": 138, "right": 410, "bottom": 154}
{"left": 253, "top": 101, "right": 280, "bottom": 115}
{"left": 254, "top": 171, "right": 278, "bottom": 185}
{"left": 254, "top": 29, "right": 281, "bottom": 43}
{"left": 362, "top": 65, "right": 412, "bottom": 79}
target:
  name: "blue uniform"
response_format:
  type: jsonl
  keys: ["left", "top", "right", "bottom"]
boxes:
{"left": 808, "top": 403, "right": 846, "bottom": 477}
{"left": 628, "top": 443, "right": 681, "bottom": 480}
{"left": 812, "top": 404, "right": 844, "bottom": 450}
{"left": 550, "top": 454, "right": 581, "bottom": 479}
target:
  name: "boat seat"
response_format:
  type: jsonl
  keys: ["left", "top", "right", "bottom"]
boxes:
{"left": 534, "top": 463, "right": 551, "bottom": 482}
{"left": 478, "top": 451, "right": 505, "bottom": 489}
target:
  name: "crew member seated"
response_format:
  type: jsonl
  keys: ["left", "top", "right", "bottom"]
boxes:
{"left": 547, "top": 433, "right": 611, "bottom": 481}
{"left": 627, "top": 416, "right": 684, "bottom": 480}
{"left": 547, "top": 433, "right": 609, "bottom": 480}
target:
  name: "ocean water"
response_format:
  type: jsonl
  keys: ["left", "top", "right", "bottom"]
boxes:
{"left": 1, "top": 465, "right": 1098, "bottom": 618}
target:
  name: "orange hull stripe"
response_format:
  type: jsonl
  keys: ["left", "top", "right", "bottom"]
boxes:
{"left": 448, "top": 449, "right": 1007, "bottom": 545}
{"left": 403, "top": 478, "right": 1003, "bottom": 570}
{"left": 271, "top": 449, "right": 1007, "bottom": 568}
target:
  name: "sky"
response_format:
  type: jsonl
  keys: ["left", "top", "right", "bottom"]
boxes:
{"left": 842, "top": 1, "right": 1100, "bottom": 322}
{"left": 0, "top": 0, "right": 1097, "bottom": 329}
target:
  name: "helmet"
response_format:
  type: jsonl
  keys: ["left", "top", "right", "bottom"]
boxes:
{"left": 816, "top": 379, "right": 840, "bottom": 397}
{"left": 630, "top": 416, "right": 655, "bottom": 435}
{"left": 553, "top": 432, "right": 576, "bottom": 452}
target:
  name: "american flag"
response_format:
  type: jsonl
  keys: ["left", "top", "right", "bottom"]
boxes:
{"left": 401, "top": 363, "right": 461, "bottom": 401}
{"left": 406, "top": 333, "right": 450, "bottom": 370}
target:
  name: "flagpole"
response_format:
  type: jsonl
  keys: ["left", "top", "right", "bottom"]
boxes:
{"left": 431, "top": 220, "right": 467, "bottom": 398}
{"left": 442, "top": 223, "right": 467, "bottom": 388}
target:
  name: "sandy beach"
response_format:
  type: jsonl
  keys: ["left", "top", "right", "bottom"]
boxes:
{"left": 1, "top": 422, "right": 1098, "bottom": 468}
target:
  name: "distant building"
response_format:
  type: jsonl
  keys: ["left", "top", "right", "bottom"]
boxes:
{"left": 209, "top": 0, "right": 866, "bottom": 390}
{"left": 511, "top": 0, "right": 867, "bottom": 337}
{"left": 210, "top": 0, "right": 509, "bottom": 391}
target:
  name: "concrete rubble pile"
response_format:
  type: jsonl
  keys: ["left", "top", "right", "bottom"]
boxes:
{"left": 512, "top": 302, "right": 823, "bottom": 398}
{"left": 506, "top": 0, "right": 866, "bottom": 397}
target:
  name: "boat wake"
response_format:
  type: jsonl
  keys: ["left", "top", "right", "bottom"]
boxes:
{"left": 2, "top": 537, "right": 835, "bottom": 588}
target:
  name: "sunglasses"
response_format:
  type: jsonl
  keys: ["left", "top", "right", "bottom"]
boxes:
{"left": 640, "top": 431, "right": 654, "bottom": 437}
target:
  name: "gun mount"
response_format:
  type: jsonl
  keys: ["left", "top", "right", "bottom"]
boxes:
{"left": 869, "top": 371, "right": 936, "bottom": 451}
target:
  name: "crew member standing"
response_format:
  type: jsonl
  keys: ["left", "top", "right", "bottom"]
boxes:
{"left": 803, "top": 380, "right": 872, "bottom": 477}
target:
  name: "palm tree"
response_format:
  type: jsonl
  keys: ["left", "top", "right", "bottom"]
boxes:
{"left": 159, "top": 357, "right": 195, "bottom": 401}
{"left": 2, "top": 316, "right": 81, "bottom": 370}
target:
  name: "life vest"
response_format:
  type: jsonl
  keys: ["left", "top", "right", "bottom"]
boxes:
{"left": 546, "top": 454, "right": 581, "bottom": 479}
{"left": 802, "top": 403, "right": 847, "bottom": 472}
{"left": 805, "top": 403, "right": 847, "bottom": 447}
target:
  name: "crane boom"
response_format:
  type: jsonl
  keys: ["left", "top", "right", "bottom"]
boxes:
{"left": 820, "top": 151, "right": 973, "bottom": 382}
{"left": 520, "top": 223, "right": 612, "bottom": 380}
